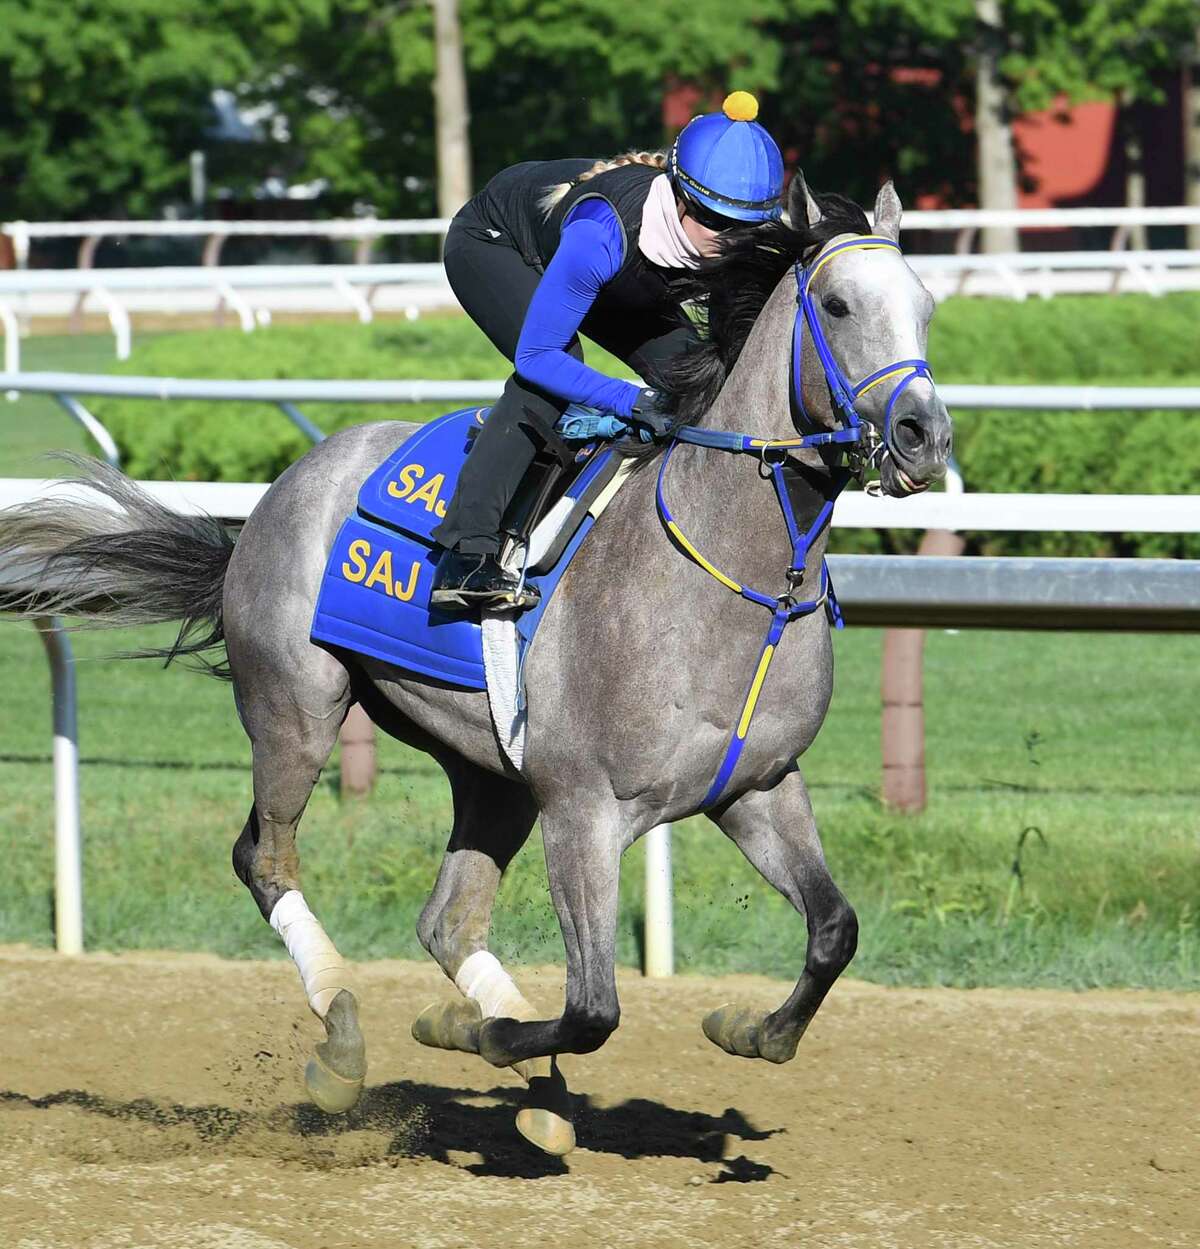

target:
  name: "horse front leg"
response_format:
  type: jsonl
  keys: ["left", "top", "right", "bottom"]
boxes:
{"left": 703, "top": 766, "right": 858, "bottom": 1063}
{"left": 409, "top": 758, "right": 575, "bottom": 1155}
{"left": 471, "top": 806, "right": 624, "bottom": 1068}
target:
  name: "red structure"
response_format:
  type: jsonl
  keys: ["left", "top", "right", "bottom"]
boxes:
{"left": 662, "top": 72, "right": 1189, "bottom": 248}
{"left": 1014, "top": 79, "right": 1184, "bottom": 211}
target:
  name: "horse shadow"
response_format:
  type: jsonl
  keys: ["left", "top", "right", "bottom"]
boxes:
{"left": 2, "top": 1082, "right": 783, "bottom": 1182}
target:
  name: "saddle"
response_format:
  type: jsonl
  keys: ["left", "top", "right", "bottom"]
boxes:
{"left": 310, "top": 407, "right": 628, "bottom": 689}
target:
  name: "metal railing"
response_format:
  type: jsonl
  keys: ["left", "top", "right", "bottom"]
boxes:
{"left": 4, "top": 371, "right": 1199, "bottom": 960}
{"left": 4, "top": 372, "right": 1200, "bottom": 496}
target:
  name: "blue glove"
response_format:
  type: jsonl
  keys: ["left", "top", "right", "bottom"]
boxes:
{"left": 556, "top": 403, "right": 633, "bottom": 442}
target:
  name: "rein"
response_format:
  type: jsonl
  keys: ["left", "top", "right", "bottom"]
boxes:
{"left": 659, "top": 233, "right": 935, "bottom": 807}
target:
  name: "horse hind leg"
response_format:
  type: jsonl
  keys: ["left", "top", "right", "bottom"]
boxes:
{"left": 231, "top": 681, "right": 365, "bottom": 1114}
{"left": 410, "top": 757, "right": 575, "bottom": 1155}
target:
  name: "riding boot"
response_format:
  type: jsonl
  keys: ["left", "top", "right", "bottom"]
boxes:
{"left": 430, "top": 374, "right": 565, "bottom": 611}
{"left": 429, "top": 548, "right": 540, "bottom": 612}
{"left": 432, "top": 375, "right": 563, "bottom": 555}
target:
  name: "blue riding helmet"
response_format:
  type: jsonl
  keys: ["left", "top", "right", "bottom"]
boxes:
{"left": 668, "top": 91, "right": 784, "bottom": 224}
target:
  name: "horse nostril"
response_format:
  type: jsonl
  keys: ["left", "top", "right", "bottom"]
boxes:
{"left": 893, "top": 416, "right": 926, "bottom": 457}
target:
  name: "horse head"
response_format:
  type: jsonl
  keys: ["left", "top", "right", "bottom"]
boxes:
{"left": 790, "top": 174, "right": 953, "bottom": 497}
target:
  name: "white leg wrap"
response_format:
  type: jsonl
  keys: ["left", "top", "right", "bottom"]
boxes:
{"left": 455, "top": 950, "right": 529, "bottom": 1020}
{"left": 269, "top": 890, "right": 347, "bottom": 1018}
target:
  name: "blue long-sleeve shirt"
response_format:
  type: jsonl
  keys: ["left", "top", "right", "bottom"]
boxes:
{"left": 513, "top": 199, "right": 643, "bottom": 419}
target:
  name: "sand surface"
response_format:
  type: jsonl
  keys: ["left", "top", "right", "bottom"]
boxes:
{"left": 1, "top": 947, "right": 1196, "bottom": 1248}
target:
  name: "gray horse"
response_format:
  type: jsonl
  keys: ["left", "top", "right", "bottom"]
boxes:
{"left": 1, "top": 178, "right": 950, "bottom": 1156}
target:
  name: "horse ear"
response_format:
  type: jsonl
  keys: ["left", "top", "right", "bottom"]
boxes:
{"left": 788, "top": 171, "right": 822, "bottom": 228}
{"left": 874, "top": 180, "right": 903, "bottom": 241}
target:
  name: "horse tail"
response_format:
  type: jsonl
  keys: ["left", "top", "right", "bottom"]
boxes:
{"left": 0, "top": 456, "right": 236, "bottom": 678}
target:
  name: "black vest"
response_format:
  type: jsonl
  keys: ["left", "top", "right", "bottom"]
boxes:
{"left": 470, "top": 160, "right": 687, "bottom": 324}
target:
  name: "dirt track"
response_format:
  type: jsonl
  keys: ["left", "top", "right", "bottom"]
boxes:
{"left": 1, "top": 948, "right": 1196, "bottom": 1249}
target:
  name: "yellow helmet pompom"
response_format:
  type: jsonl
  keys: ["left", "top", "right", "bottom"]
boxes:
{"left": 723, "top": 91, "right": 759, "bottom": 122}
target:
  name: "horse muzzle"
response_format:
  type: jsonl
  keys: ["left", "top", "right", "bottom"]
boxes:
{"left": 880, "top": 391, "right": 952, "bottom": 496}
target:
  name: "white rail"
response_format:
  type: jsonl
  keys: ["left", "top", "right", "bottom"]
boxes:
{"left": 34, "top": 618, "right": 82, "bottom": 955}
{"left": 6, "top": 205, "right": 1200, "bottom": 250}
{"left": 4, "top": 368, "right": 1199, "bottom": 963}
{"left": 903, "top": 205, "right": 1200, "bottom": 231}
{"left": 0, "top": 265, "right": 450, "bottom": 368}
{"left": 3, "top": 218, "right": 448, "bottom": 242}
{"left": 0, "top": 263, "right": 443, "bottom": 293}
{"left": 2, "top": 477, "right": 1197, "bottom": 536}
{"left": 906, "top": 249, "right": 1200, "bottom": 300}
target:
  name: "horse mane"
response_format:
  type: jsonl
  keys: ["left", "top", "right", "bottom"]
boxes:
{"left": 653, "top": 189, "right": 872, "bottom": 427}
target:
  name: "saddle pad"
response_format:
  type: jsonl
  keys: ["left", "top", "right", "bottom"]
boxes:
{"left": 357, "top": 406, "right": 487, "bottom": 544}
{"left": 311, "top": 410, "right": 621, "bottom": 692}
{"left": 312, "top": 515, "right": 487, "bottom": 688}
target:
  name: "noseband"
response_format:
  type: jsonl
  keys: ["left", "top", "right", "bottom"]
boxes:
{"left": 659, "top": 232, "right": 941, "bottom": 807}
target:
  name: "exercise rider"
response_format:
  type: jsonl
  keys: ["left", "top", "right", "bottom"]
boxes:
{"left": 429, "top": 91, "right": 786, "bottom": 611}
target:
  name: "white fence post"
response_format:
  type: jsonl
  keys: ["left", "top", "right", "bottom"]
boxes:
{"left": 643, "top": 823, "right": 674, "bottom": 978}
{"left": 36, "top": 618, "right": 83, "bottom": 956}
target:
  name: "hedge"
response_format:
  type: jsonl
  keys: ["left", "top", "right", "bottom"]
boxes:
{"left": 96, "top": 295, "right": 1200, "bottom": 558}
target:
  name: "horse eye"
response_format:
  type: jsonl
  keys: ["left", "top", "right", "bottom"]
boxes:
{"left": 823, "top": 295, "right": 850, "bottom": 318}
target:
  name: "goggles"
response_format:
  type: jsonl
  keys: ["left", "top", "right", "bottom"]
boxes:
{"left": 677, "top": 187, "right": 746, "bottom": 234}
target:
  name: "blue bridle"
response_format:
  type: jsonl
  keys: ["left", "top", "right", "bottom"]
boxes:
{"left": 792, "top": 235, "right": 935, "bottom": 474}
{"left": 658, "top": 233, "right": 938, "bottom": 807}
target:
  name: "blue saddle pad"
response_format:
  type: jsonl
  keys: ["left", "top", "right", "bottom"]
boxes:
{"left": 310, "top": 407, "right": 613, "bottom": 690}
{"left": 357, "top": 406, "right": 489, "bottom": 543}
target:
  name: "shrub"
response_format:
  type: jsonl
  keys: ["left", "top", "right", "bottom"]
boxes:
{"left": 95, "top": 318, "right": 518, "bottom": 482}
{"left": 97, "top": 297, "right": 1199, "bottom": 558}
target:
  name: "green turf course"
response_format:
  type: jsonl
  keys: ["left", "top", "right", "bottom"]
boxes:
{"left": 1, "top": 620, "right": 1196, "bottom": 989}
{"left": 1, "top": 320, "right": 1198, "bottom": 989}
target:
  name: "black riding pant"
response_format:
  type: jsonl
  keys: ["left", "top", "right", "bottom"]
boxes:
{"left": 430, "top": 204, "right": 691, "bottom": 554}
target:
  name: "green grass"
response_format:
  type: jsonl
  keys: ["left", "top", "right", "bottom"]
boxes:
{"left": 1, "top": 620, "right": 1196, "bottom": 989}
{"left": 2, "top": 319, "right": 1198, "bottom": 990}
{"left": 1, "top": 333, "right": 124, "bottom": 476}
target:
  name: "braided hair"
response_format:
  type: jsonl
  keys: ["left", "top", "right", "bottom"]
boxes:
{"left": 538, "top": 150, "right": 667, "bottom": 216}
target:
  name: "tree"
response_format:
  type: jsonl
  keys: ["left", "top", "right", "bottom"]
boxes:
{"left": 973, "top": 0, "right": 1019, "bottom": 251}
{"left": 432, "top": 0, "right": 472, "bottom": 217}
{"left": 0, "top": 0, "right": 312, "bottom": 220}
{"left": 983, "top": 0, "right": 1199, "bottom": 230}
{"left": 6, "top": 0, "right": 1194, "bottom": 230}
{"left": 1188, "top": 26, "right": 1200, "bottom": 248}
{"left": 239, "top": 0, "right": 787, "bottom": 220}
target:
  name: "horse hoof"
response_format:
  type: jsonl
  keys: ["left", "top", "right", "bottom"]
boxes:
{"left": 516, "top": 1105, "right": 576, "bottom": 1156}
{"left": 702, "top": 1003, "right": 762, "bottom": 1059}
{"left": 411, "top": 997, "right": 483, "bottom": 1054}
{"left": 515, "top": 1059, "right": 575, "bottom": 1156}
{"left": 306, "top": 988, "right": 367, "bottom": 1114}
{"left": 305, "top": 1052, "right": 364, "bottom": 1114}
